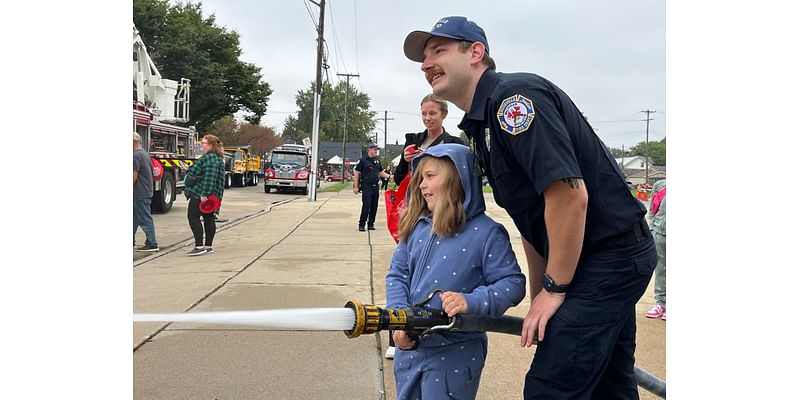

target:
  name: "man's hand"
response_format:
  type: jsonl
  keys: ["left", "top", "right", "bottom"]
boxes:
{"left": 393, "top": 330, "right": 417, "bottom": 350}
{"left": 440, "top": 291, "right": 468, "bottom": 317}
{"left": 201, "top": 196, "right": 208, "bottom": 203}
{"left": 520, "top": 288, "right": 565, "bottom": 347}
{"left": 353, "top": 185, "right": 359, "bottom": 194}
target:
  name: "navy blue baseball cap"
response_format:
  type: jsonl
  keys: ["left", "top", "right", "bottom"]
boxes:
{"left": 367, "top": 143, "right": 379, "bottom": 149}
{"left": 404, "top": 16, "right": 489, "bottom": 62}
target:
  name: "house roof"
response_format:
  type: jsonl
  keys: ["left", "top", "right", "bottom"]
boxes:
{"left": 626, "top": 169, "right": 666, "bottom": 179}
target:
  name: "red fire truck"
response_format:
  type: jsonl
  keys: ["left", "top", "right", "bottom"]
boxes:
{"left": 134, "top": 24, "right": 197, "bottom": 213}
{"left": 133, "top": 102, "right": 197, "bottom": 212}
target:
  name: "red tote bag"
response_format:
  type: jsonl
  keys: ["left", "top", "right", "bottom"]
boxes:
{"left": 384, "top": 175, "right": 411, "bottom": 243}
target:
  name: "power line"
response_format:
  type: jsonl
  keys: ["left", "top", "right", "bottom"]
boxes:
{"left": 301, "top": 0, "right": 318, "bottom": 27}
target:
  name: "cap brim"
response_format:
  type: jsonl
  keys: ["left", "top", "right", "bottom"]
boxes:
{"left": 404, "top": 31, "right": 432, "bottom": 62}
{"left": 404, "top": 30, "right": 469, "bottom": 62}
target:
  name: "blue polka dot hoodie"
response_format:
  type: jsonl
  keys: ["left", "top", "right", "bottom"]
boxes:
{"left": 386, "top": 143, "right": 526, "bottom": 348}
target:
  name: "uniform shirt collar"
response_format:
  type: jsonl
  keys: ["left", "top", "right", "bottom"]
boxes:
{"left": 458, "top": 69, "right": 499, "bottom": 129}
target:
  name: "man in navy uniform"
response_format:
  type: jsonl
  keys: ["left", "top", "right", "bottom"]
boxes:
{"left": 402, "top": 16, "right": 658, "bottom": 398}
{"left": 353, "top": 143, "right": 392, "bottom": 232}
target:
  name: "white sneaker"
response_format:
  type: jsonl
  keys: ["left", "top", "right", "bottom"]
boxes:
{"left": 384, "top": 346, "right": 395, "bottom": 359}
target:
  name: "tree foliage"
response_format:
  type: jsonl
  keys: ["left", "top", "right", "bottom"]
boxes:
{"left": 281, "top": 115, "right": 306, "bottom": 144}
{"left": 629, "top": 137, "right": 666, "bottom": 166}
{"left": 608, "top": 137, "right": 666, "bottom": 166}
{"left": 290, "top": 81, "right": 376, "bottom": 143}
{"left": 206, "top": 116, "right": 284, "bottom": 157}
{"left": 133, "top": 0, "right": 273, "bottom": 132}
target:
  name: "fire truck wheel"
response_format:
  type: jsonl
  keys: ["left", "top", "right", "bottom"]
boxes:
{"left": 151, "top": 173, "right": 175, "bottom": 213}
{"left": 264, "top": 186, "right": 271, "bottom": 193}
{"left": 225, "top": 174, "right": 232, "bottom": 189}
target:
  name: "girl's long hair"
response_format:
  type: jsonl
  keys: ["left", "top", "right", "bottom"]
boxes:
{"left": 202, "top": 134, "right": 224, "bottom": 158}
{"left": 398, "top": 156, "right": 466, "bottom": 242}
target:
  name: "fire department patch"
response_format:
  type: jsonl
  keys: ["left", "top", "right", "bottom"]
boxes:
{"left": 497, "top": 95, "right": 535, "bottom": 135}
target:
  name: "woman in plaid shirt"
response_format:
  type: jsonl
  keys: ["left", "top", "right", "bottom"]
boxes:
{"left": 184, "top": 134, "right": 225, "bottom": 256}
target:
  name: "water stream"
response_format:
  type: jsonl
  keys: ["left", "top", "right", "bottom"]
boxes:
{"left": 134, "top": 307, "right": 356, "bottom": 330}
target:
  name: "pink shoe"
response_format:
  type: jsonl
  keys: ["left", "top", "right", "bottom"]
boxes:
{"left": 661, "top": 311, "right": 666, "bottom": 321}
{"left": 645, "top": 304, "right": 665, "bottom": 319}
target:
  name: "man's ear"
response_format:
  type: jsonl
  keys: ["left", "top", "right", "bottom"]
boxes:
{"left": 470, "top": 42, "right": 487, "bottom": 65}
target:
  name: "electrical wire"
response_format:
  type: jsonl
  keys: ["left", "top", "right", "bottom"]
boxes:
{"left": 301, "top": 0, "right": 318, "bottom": 29}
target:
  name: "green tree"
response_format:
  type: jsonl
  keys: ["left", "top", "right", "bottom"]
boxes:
{"left": 134, "top": 0, "right": 273, "bottom": 132}
{"left": 293, "top": 81, "right": 376, "bottom": 143}
{"left": 281, "top": 115, "right": 307, "bottom": 143}
{"left": 629, "top": 138, "right": 667, "bottom": 166}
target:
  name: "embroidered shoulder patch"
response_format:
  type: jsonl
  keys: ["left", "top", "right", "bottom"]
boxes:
{"left": 496, "top": 94, "right": 535, "bottom": 135}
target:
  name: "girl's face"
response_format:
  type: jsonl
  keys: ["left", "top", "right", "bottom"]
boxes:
{"left": 419, "top": 159, "right": 445, "bottom": 211}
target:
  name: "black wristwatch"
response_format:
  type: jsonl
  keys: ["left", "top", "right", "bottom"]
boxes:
{"left": 543, "top": 273, "right": 570, "bottom": 293}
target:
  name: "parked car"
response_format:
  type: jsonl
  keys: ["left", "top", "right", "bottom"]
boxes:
{"left": 325, "top": 172, "right": 352, "bottom": 182}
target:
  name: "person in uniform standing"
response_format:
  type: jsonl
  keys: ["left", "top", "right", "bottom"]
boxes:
{"left": 353, "top": 143, "right": 392, "bottom": 232}
{"left": 402, "top": 16, "right": 658, "bottom": 399}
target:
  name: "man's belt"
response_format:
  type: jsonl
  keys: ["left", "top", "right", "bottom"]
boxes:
{"left": 591, "top": 219, "right": 649, "bottom": 252}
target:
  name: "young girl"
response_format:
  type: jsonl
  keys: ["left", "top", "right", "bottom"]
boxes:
{"left": 386, "top": 144, "right": 526, "bottom": 399}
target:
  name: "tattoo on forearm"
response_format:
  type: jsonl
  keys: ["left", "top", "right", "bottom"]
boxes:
{"left": 561, "top": 177, "right": 583, "bottom": 190}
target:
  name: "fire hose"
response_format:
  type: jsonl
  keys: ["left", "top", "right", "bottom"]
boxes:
{"left": 344, "top": 291, "right": 666, "bottom": 399}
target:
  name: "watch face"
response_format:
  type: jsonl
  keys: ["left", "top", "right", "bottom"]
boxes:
{"left": 544, "top": 274, "right": 568, "bottom": 293}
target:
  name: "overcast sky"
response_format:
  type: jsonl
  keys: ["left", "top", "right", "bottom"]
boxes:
{"left": 190, "top": 0, "right": 665, "bottom": 150}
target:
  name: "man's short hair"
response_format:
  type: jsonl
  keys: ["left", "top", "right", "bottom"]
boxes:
{"left": 133, "top": 132, "right": 141, "bottom": 142}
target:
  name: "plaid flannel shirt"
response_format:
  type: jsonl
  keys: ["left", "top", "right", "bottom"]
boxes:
{"left": 184, "top": 152, "right": 225, "bottom": 200}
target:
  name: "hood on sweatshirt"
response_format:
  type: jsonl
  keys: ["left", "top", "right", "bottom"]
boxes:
{"left": 410, "top": 143, "right": 484, "bottom": 220}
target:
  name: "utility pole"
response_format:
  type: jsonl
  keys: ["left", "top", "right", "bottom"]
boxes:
{"left": 337, "top": 73, "right": 359, "bottom": 183}
{"left": 308, "top": 0, "right": 325, "bottom": 201}
{"left": 621, "top": 144, "right": 626, "bottom": 173}
{"left": 641, "top": 109, "right": 655, "bottom": 184}
{"left": 375, "top": 110, "right": 394, "bottom": 153}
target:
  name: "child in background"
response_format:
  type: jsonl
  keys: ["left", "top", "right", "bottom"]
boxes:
{"left": 386, "top": 144, "right": 526, "bottom": 399}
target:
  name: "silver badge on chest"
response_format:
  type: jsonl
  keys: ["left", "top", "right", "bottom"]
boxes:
{"left": 485, "top": 128, "right": 491, "bottom": 152}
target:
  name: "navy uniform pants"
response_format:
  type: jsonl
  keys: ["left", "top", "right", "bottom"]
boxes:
{"left": 359, "top": 183, "right": 379, "bottom": 227}
{"left": 524, "top": 234, "right": 658, "bottom": 399}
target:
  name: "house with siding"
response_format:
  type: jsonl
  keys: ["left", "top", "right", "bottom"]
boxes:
{"left": 615, "top": 155, "right": 666, "bottom": 184}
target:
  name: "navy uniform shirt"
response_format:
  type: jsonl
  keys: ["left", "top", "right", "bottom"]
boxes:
{"left": 356, "top": 156, "right": 382, "bottom": 186}
{"left": 458, "top": 69, "right": 646, "bottom": 259}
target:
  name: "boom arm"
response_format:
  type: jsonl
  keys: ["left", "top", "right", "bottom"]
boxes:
{"left": 133, "top": 24, "right": 190, "bottom": 123}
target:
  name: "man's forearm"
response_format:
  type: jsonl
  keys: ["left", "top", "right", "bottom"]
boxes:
{"left": 542, "top": 180, "right": 588, "bottom": 285}
{"left": 522, "top": 237, "right": 546, "bottom": 296}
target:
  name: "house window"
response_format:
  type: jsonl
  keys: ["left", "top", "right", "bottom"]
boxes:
{"left": 640, "top": 161, "right": 644, "bottom": 168}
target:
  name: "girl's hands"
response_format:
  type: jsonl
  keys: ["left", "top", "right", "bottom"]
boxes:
{"left": 393, "top": 330, "right": 417, "bottom": 350}
{"left": 440, "top": 291, "right": 468, "bottom": 317}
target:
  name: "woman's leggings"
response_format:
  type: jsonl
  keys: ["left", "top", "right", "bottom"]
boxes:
{"left": 187, "top": 197, "right": 216, "bottom": 247}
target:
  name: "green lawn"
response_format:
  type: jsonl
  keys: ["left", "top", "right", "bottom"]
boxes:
{"left": 319, "top": 182, "right": 352, "bottom": 192}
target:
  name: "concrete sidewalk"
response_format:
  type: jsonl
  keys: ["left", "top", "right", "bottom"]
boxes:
{"left": 133, "top": 188, "right": 665, "bottom": 399}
